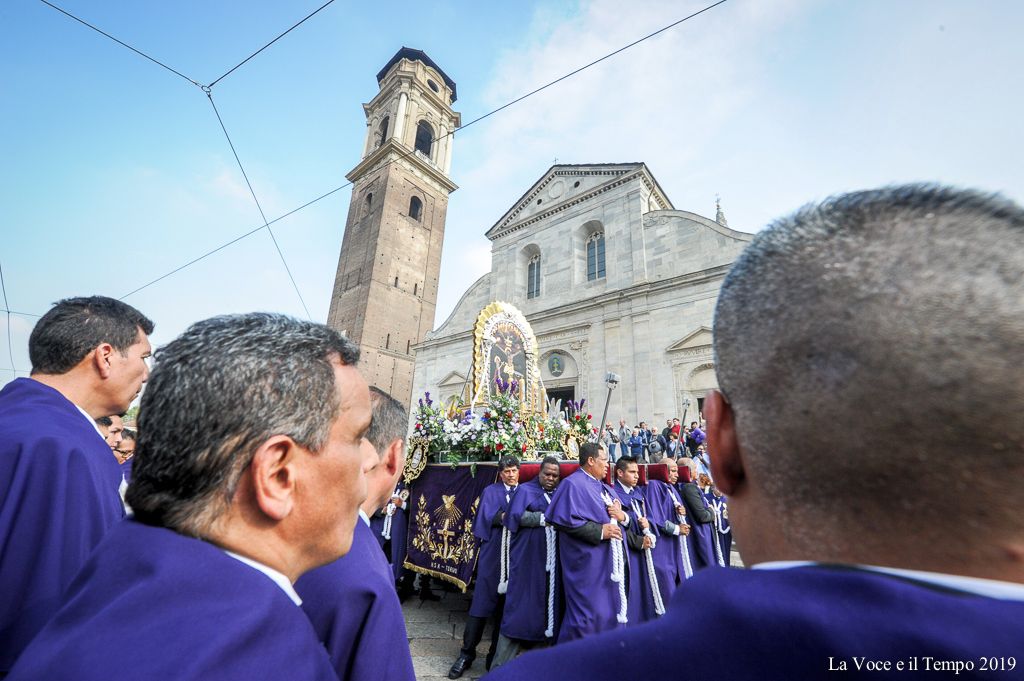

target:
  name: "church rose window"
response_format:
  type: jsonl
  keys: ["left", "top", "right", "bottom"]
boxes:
{"left": 587, "top": 232, "right": 606, "bottom": 281}
{"left": 527, "top": 254, "right": 541, "bottom": 299}
{"left": 415, "top": 121, "right": 434, "bottom": 157}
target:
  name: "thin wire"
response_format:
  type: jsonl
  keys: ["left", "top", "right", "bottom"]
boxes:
{"left": 0, "top": 309, "right": 43, "bottom": 319}
{"left": 0, "top": 261, "right": 17, "bottom": 375}
{"left": 206, "top": 92, "right": 312, "bottom": 318}
{"left": 207, "top": 0, "right": 338, "bottom": 89}
{"left": 37, "top": 0, "right": 203, "bottom": 89}
{"left": 118, "top": 0, "right": 730, "bottom": 302}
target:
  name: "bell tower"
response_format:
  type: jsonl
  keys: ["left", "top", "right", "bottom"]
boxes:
{"left": 327, "top": 47, "right": 460, "bottom": 405}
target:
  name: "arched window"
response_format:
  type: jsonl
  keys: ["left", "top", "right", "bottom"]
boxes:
{"left": 362, "top": 192, "right": 373, "bottom": 219}
{"left": 527, "top": 254, "right": 541, "bottom": 299}
{"left": 409, "top": 196, "right": 423, "bottom": 221}
{"left": 385, "top": 333, "right": 390, "bottom": 349}
{"left": 413, "top": 282, "right": 418, "bottom": 296}
{"left": 587, "top": 232, "right": 606, "bottom": 281}
{"left": 376, "top": 116, "right": 389, "bottom": 148}
{"left": 394, "top": 276, "right": 399, "bottom": 287}
{"left": 415, "top": 121, "right": 434, "bottom": 157}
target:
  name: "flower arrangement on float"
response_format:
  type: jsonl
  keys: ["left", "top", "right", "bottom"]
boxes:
{"left": 411, "top": 378, "right": 596, "bottom": 465}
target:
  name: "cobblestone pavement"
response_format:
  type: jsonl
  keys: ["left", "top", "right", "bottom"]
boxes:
{"left": 403, "top": 547, "right": 742, "bottom": 680}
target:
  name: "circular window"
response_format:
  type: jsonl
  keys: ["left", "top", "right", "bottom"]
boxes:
{"left": 574, "top": 181, "right": 581, "bottom": 188}
{"left": 536, "top": 199, "right": 542, "bottom": 205}
{"left": 427, "top": 79, "right": 439, "bottom": 93}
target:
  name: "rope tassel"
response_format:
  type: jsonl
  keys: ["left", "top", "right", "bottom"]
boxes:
{"left": 497, "top": 526, "right": 511, "bottom": 594}
{"left": 602, "top": 490, "right": 629, "bottom": 624}
{"left": 632, "top": 498, "right": 665, "bottom": 617}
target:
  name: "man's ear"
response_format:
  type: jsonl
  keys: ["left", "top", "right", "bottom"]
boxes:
{"left": 249, "top": 435, "right": 298, "bottom": 521}
{"left": 92, "top": 343, "right": 116, "bottom": 379}
{"left": 384, "top": 438, "right": 405, "bottom": 477}
{"left": 704, "top": 390, "right": 745, "bottom": 496}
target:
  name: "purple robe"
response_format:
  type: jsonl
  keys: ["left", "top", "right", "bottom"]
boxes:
{"left": 706, "top": 491, "right": 732, "bottom": 567}
{"left": 486, "top": 564, "right": 1024, "bottom": 681}
{"left": 0, "top": 378, "right": 125, "bottom": 673}
{"left": 7, "top": 520, "right": 335, "bottom": 681}
{"left": 545, "top": 469, "right": 624, "bottom": 642}
{"left": 470, "top": 482, "right": 516, "bottom": 618}
{"left": 296, "top": 517, "right": 415, "bottom": 681}
{"left": 612, "top": 480, "right": 659, "bottom": 623}
{"left": 643, "top": 479, "right": 691, "bottom": 600}
{"left": 500, "top": 479, "right": 561, "bottom": 642}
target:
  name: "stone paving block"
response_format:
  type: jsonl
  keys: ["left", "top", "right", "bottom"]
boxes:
{"left": 406, "top": 620, "right": 457, "bottom": 639}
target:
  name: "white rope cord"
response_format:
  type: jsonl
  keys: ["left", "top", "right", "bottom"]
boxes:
{"left": 601, "top": 490, "right": 629, "bottom": 624}
{"left": 631, "top": 498, "right": 665, "bottom": 616}
{"left": 706, "top": 492, "right": 725, "bottom": 567}
{"left": 497, "top": 525, "right": 511, "bottom": 594}
{"left": 542, "top": 493, "right": 556, "bottom": 638}
{"left": 666, "top": 486, "right": 694, "bottom": 579}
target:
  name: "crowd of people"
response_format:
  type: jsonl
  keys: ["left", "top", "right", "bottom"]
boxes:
{"left": 0, "top": 184, "right": 1021, "bottom": 680}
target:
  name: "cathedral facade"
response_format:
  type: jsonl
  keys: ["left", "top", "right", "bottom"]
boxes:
{"left": 411, "top": 163, "right": 753, "bottom": 426}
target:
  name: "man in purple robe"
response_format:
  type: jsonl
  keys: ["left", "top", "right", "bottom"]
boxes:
{"left": 0, "top": 296, "right": 153, "bottom": 674}
{"left": 611, "top": 456, "right": 659, "bottom": 622}
{"left": 448, "top": 455, "right": 520, "bottom": 678}
{"left": 643, "top": 458, "right": 693, "bottom": 600}
{"left": 543, "top": 443, "right": 628, "bottom": 642}
{"left": 492, "top": 456, "right": 563, "bottom": 668}
{"left": 677, "top": 456, "right": 719, "bottom": 570}
{"left": 9, "top": 312, "right": 376, "bottom": 680}
{"left": 486, "top": 186, "right": 1024, "bottom": 679}
{"left": 297, "top": 386, "right": 415, "bottom": 681}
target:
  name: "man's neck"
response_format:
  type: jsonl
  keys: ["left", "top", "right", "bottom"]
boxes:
{"left": 31, "top": 373, "right": 108, "bottom": 419}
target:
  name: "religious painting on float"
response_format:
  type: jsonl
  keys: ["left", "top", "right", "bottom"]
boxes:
{"left": 470, "top": 301, "right": 545, "bottom": 415}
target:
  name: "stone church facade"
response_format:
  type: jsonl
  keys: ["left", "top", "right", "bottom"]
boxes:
{"left": 411, "top": 163, "right": 753, "bottom": 426}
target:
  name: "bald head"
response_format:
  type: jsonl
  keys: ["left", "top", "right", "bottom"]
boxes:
{"left": 713, "top": 185, "right": 1024, "bottom": 560}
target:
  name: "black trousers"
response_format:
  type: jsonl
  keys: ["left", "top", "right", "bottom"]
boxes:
{"left": 460, "top": 594, "right": 505, "bottom": 660}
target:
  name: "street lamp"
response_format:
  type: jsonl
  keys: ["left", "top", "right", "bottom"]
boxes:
{"left": 598, "top": 372, "right": 620, "bottom": 443}
{"left": 681, "top": 396, "right": 692, "bottom": 424}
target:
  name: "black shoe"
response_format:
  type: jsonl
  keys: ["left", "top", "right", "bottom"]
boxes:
{"left": 419, "top": 589, "right": 441, "bottom": 602}
{"left": 448, "top": 655, "right": 472, "bottom": 679}
{"left": 485, "top": 651, "right": 495, "bottom": 671}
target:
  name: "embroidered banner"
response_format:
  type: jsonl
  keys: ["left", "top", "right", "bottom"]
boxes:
{"left": 403, "top": 463, "right": 499, "bottom": 591}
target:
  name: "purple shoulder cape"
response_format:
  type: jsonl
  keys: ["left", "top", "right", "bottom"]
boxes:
{"left": 470, "top": 482, "right": 514, "bottom": 617}
{"left": 501, "top": 479, "right": 560, "bottom": 641}
{"left": 8, "top": 520, "right": 336, "bottom": 681}
{"left": 297, "top": 519, "right": 415, "bottom": 681}
{"left": 487, "top": 564, "right": 1024, "bottom": 681}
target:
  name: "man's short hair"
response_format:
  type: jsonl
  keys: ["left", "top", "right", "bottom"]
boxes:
{"left": 498, "top": 455, "right": 520, "bottom": 470}
{"left": 96, "top": 416, "right": 113, "bottom": 428}
{"left": 713, "top": 185, "right": 1024, "bottom": 538}
{"left": 29, "top": 296, "right": 154, "bottom": 374}
{"left": 126, "top": 313, "right": 359, "bottom": 535}
{"left": 541, "top": 455, "right": 561, "bottom": 469}
{"left": 579, "top": 442, "right": 601, "bottom": 467}
{"left": 615, "top": 455, "right": 637, "bottom": 473}
{"left": 365, "top": 387, "right": 408, "bottom": 456}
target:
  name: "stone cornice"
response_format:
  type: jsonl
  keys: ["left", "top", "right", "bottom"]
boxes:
{"left": 413, "top": 263, "right": 732, "bottom": 351}
{"left": 346, "top": 140, "right": 458, "bottom": 194}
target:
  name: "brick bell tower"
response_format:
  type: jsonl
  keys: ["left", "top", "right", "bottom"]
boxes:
{"left": 327, "top": 48, "right": 460, "bottom": 405}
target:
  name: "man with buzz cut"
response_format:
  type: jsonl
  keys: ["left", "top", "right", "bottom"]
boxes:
{"left": 0, "top": 296, "right": 153, "bottom": 674}
{"left": 488, "top": 185, "right": 1024, "bottom": 680}
{"left": 296, "top": 386, "right": 416, "bottom": 681}
{"left": 8, "top": 313, "right": 376, "bottom": 681}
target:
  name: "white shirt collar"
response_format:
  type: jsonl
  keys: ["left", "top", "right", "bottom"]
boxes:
{"left": 73, "top": 403, "right": 107, "bottom": 441}
{"left": 752, "top": 561, "right": 1024, "bottom": 601}
{"left": 358, "top": 509, "right": 371, "bottom": 527}
{"left": 224, "top": 551, "right": 302, "bottom": 606}
{"left": 617, "top": 481, "right": 634, "bottom": 494}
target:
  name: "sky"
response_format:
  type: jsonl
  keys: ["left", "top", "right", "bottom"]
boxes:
{"left": 1, "top": 0, "right": 1021, "bottom": 388}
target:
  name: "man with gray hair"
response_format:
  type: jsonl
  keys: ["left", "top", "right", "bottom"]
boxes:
{"left": 296, "top": 386, "right": 415, "bottom": 681}
{"left": 9, "top": 313, "right": 374, "bottom": 681}
{"left": 488, "top": 185, "right": 1024, "bottom": 680}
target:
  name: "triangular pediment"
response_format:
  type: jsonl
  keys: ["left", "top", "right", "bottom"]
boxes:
{"left": 485, "top": 163, "right": 672, "bottom": 240}
{"left": 667, "top": 326, "right": 713, "bottom": 352}
{"left": 437, "top": 370, "right": 467, "bottom": 387}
